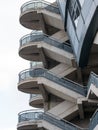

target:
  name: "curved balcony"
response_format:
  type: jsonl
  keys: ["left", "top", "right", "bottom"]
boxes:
{"left": 29, "top": 94, "right": 43, "bottom": 108}
{"left": 19, "top": 31, "right": 43, "bottom": 61}
{"left": 19, "top": 0, "right": 63, "bottom": 30}
{"left": 19, "top": 31, "right": 73, "bottom": 64}
{"left": 18, "top": 68, "right": 87, "bottom": 101}
{"left": 17, "top": 109, "right": 43, "bottom": 130}
{"left": 17, "top": 109, "right": 88, "bottom": 130}
{"left": 18, "top": 68, "right": 43, "bottom": 94}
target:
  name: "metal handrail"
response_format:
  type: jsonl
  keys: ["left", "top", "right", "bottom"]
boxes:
{"left": 19, "top": 32, "right": 73, "bottom": 53}
{"left": 89, "top": 109, "right": 98, "bottom": 130}
{"left": 19, "top": 31, "right": 43, "bottom": 46}
{"left": 46, "top": 111, "right": 88, "bottom": 130}
{"left": 18, "top": 109, "right": 43, "bottom": 123}
{"left": 18, "top": 68, "right": 87, "bottom": 96}
{"left": 30, "top": 94, "right": 37, "bottom": 98}
{"left": 30, "top": 94, "right": 42, "bottom": 100}
{"left": 87, "top": 72, "right": 98, "bottom": 91}
{"left": 18, "top": 109, "right": 43, "bottom": 115}
{"left": 18, "top": 109, "right": 88, "bottom": 130}
{"left": 20, "top": 0, "right": 60, "bottom": 14}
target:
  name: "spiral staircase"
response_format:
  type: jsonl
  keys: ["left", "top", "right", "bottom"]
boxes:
{"left": 17, "top": 0, "right": 98, "bottom": 130}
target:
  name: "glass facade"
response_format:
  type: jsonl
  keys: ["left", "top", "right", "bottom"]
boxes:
{"left": 65, "top": 0, "right": 98, "bottom": 67}
{"left": 79, "top": 0, "right": 85, "bottom": 6}
{"left": 68, "top": 0, "right": 81, "bottom": 28}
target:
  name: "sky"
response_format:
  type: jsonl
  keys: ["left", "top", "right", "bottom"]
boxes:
{"left": 0, "top": 0, "right": 54, "bottom": 130}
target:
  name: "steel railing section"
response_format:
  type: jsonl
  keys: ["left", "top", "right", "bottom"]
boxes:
{"left": 20, "top": 0, "right": 60, "bottom": 14}
{"left": 18, "top": 68, "right": 87, "bottom": 96}
{"left": 87, "top": 72, "right": 98, "bottom": 91}
{"left": 30, "top": 94, "right": 42, "bottom": 100}
{"left": 20, "top": 32, "right": 73, "bottom": 53}
{"left": 42, "top": 113, "right": 88, "bottom": 130}
{"left": 44, "top": 35, "right": 73, "bottom": 53}
{"left": 30, "top": 61, "right": 43, "bottom": 69}
{"left": 18, "top": 110, "right": 88, "bottom": 130}
{"left": 18, "top": 109, "right": 43, "bottom": 123}
{"left": 19, "top": 30, "right": 43, "bottom": 46}
{"left": 30, "top": 94, "right": 38, "bottom": 99}
{"left": 89, "top": 109, "right": 98, "bottom": 130}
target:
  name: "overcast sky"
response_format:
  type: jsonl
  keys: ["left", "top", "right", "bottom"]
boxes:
{"left": 0, "top": 0, "right": 54, "bottom": 130}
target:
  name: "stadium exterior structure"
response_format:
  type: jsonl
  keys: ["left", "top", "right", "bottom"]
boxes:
{"left": 17, "top": 0, "right": 98, "bottom": 130}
